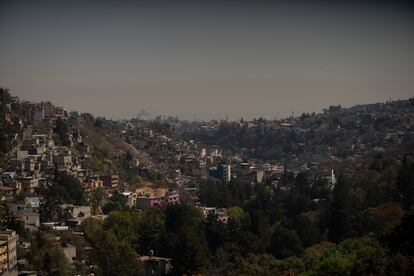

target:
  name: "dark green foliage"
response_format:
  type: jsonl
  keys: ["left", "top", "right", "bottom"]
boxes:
{"left": 2, "top": 87, "right": 414, "bottom": 275}
{"left": 328, "top": 174, "right": 352, "bottom": 242}
{"left": 104, "top": 211, "right": 139, "bottom": 245}
{"left": 198, "top": 179, "right": 254, "bottom": 208}
{"left": 396, "top": 156, "right": 414, "bottom": 210}
{"left": 304, "top": 237, "right": 414, "bottom": 276}
{"left": 53, "top": 116, "right": 70, "bottom": 146}
{"left": 293, "top": 214, "right": 322, "bottom": 248}
{"left": 33, "top": 164, "right": 414, "bottom": 275}
{"left": 136, "top": 208, "right": 166, "bottom": 255}
{"left": 56, "top": 173, "right": 87, "bottom": 205}
{"left": 125, "top": 150, "right": 133, "bottom": 162}
{"left": 38, "top": 173, "right": 87, "bottom": 221}
{"left": 0, "top": 88, "right": 13, "bottom": 161}
{"left": 0, "top": 202, "right": 26, "bottom": 235}
{"left": 0, "top": 87, "right": 11, "bottom": 105}
{"left": 26, "top": 232, "right": 71, "bottom": 276}
{"left": 385, "top": 212, "right": 414, "bottom": 256}
{"left": 91, "top": 229, "right": 143, "bottom": 276}
{"left": 205, "top": 213, "right": 229, "bottom": 252}
{"left": 102, "top": 191, "right": 128, "bottom": 214}
{"left": 90, "top": 188, "right": 104, "bottom": 215}
{"left": 163, "top": 204, "right": 209, "bottom": 275}
{"left": 284, "top": 191, "right": 312, "bottom": 219}
{"left": 215, "top": 253, "right": 303, "bottom": 276}
{"left": 269, "top": 225, "right": 304, "bottom": 259}
{"left": 83, "top": 161, "right": 413, "bottom": 274}
{"left": 0, "top": 132, "right": 11, "bottom": 154}
{"left": 170, "top": 225, "right": 209, "bottom": 275}
{"left": 38, "top": 183, "right": 65, "bottom": 222}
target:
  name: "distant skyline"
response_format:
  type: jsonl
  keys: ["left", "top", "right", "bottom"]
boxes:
{"left": 1, "top": 0, "right": 413, "bottom": 121}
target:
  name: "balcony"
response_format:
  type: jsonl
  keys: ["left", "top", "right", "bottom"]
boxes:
{"left": 0, "top": 252, "right": 7, "bottom": 264}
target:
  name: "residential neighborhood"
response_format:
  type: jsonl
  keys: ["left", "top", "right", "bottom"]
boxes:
{"left": 1, "top": 86, "right": 413, "bottom": 275}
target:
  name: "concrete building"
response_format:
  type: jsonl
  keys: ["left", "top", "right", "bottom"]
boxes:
{"left": 20, "top": 176, "right": 39, "bottom": 193}
{"left": 0, "top": 230, "right": 18, "bottom": 273}
{"left": 83, "top": 176, "right": 103, "bottom": 191}
{"left": 163, "top": 191, "right": 179, "bottom": 205}
{"left": 60, "top": 243, "right": 76, "bottom": 264}
{"left": 136, "top": 191, "right": 180, "bottom": 209}
{"left": 61, "top": 205, "right": 92, "bottom": 225}
{"left": 140, "top": 254, "right": 172, "bottom": 276}
{"left": 0, "top": 241, "right": 8, "bottom": 274}
{"left": 100, "top": 175, "right": 119, "bottom": 188}
{"left": 9, "top": 205, "right": 40, "bottom": 232}
{"left": 135, "top": 197, "right": 163, "bottom": 209}
{"left": 53, "top": 152, "right": 72, "bottom": 167}
{"left": 238, "top": 170, "right": 264, "bottom": 184}
{"left": 209, "top": 163, "right": 231, "bottom": 182}
{"left": 121, "top": 191, "right": 138, "bottom": 208}
{"left": 201, "top": 207, "right": 229, "bottom": 224}
{"left": 24, "top": 197, "right": 40, "bottom": 208}
{"left": 0, "top": 173, "right": 21, "bottom": 193}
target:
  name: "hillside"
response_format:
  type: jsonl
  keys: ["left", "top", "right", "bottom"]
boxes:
{"left": 79, "top": 120, "right": 145, "bottom": 189}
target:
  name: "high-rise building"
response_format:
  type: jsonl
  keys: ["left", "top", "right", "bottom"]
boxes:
{"left": 209, "top": 163, "right": 231, "bottom": 182}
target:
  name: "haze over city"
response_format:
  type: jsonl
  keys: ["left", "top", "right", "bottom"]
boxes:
{"left": 1, "top": 0, "right": 413, "bottom": 120}
{"left": 2, "top": 1, "right": 414, "bottom": 275}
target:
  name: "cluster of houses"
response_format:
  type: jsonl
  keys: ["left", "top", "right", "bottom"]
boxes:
{"left": 0, "top": 94, "right": 184, "bottom": 275}
{"left": 1, "top": 89, "right": 411, "bottom": 275}
{"left": 125, "top": 121, "right": 223, "bottom": 177}
{"left": 1, "top": 130, "right": 182, "bottom": 227}
{"left": 124, "top": 119, "right": 291, "bottom": 187}
{"left": 175, "top": 99, "right": 414, "bottom": 175}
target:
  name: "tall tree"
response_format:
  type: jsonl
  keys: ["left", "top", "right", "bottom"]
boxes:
{"left": 269, "top": 225, "right": 304, "bottom": 259}
{"left": 293, "top": 214, "right": 322, "bottom": 248}
{"left": 385, "top": 212, "right": 414, "bottom": 255}
{"left": 163, "top": 204, "right": 209, "bottom": 275}
{"left": 137, "top": 208, "right": 166, "bottom": 255}
{"left": 54, "top": 116, "right": 70, "bottom": 146}
{"left": 328, "top": 174, "right": 352, "bottom": 242}
{"left": 83, "top": 218, "right": 143, "bottom": 276}
{"left": 396, "top": 156, "right": 414, "bottom": 210}
{"left": 90, "top": 188, "right": 104, "bottom": 215}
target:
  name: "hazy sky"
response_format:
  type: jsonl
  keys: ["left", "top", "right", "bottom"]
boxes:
{"left": 0, "top": 0, "right": 413, "bottom": 120}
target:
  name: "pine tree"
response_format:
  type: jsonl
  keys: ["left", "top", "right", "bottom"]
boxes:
{"left": 328, "top": 174, "right": 352, "bottom": 242}
{"left": 396, "top": 156, "right": 414, "bottom": 210}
